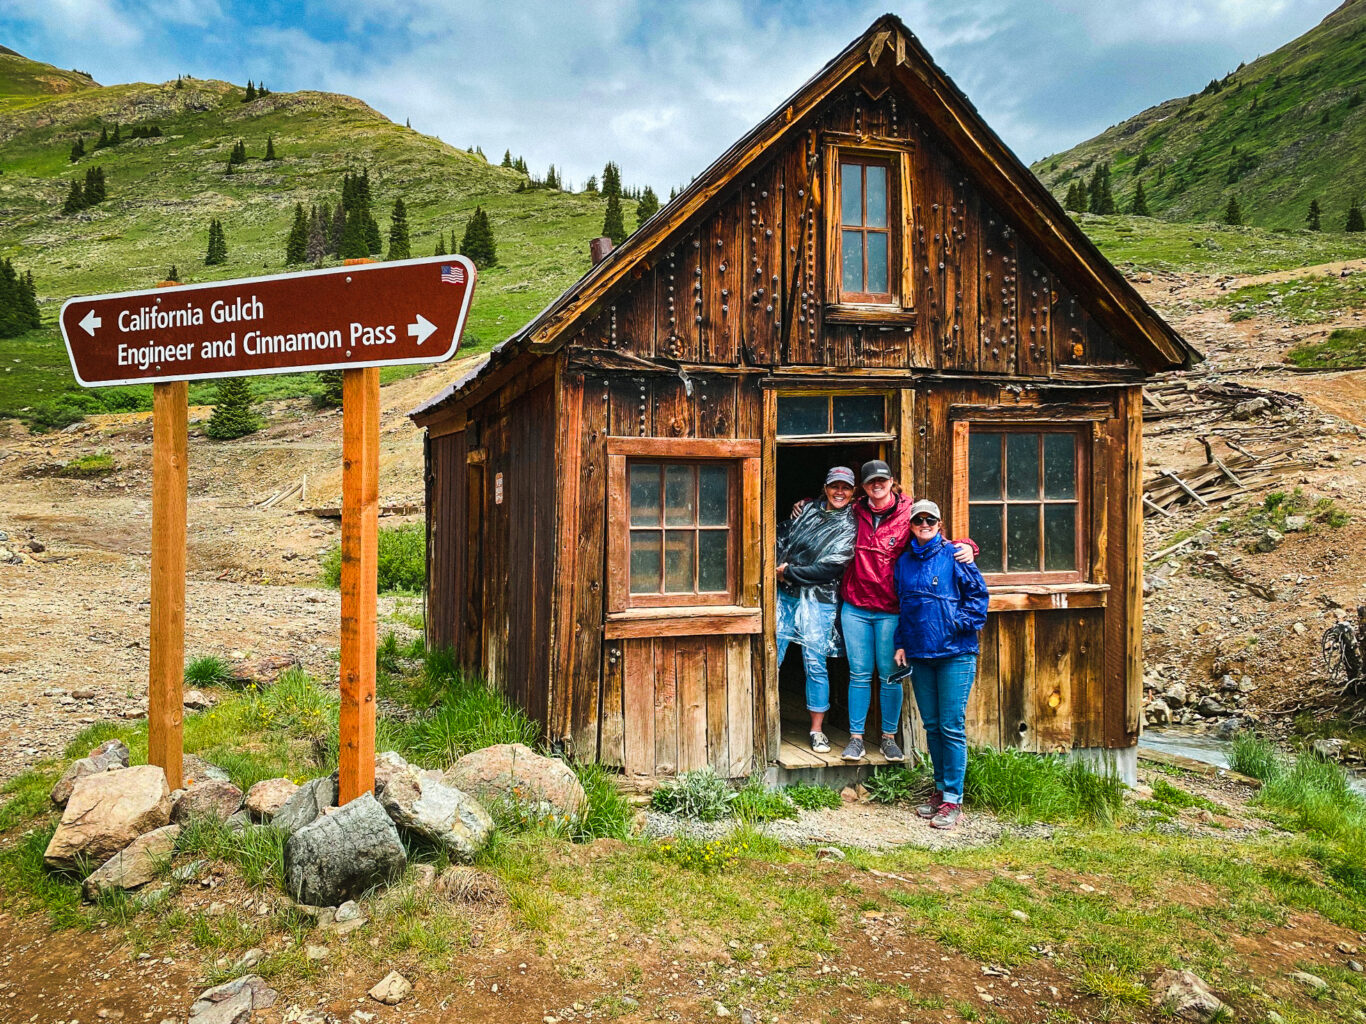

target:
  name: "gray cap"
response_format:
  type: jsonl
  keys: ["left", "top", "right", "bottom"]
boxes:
{"left": 909, "top": 498, "right": 942, "bottom": 521}
{"left": 824, "top": 466, "right": 856, "bottom": 487}
{"left": 860, "top": 459, "right": 893, "bottom": 484}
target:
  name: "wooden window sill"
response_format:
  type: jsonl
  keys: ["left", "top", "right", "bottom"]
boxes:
{"left": 822, "top": 304, "right": 917, "bottom": 327}
{"left": 986, "top": 582, "right": 1108, "bottom": 612}
{"left": 606, "top": 605, "right": 761, "bottom": 639}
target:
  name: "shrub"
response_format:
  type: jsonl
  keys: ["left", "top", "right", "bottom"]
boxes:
{"left": 58, "top": 452, "right": 115, "bottom": 477}
{"left": 732, "top": 779, "right": 798, "bottom": 823}
{"left": 650, "top": 767, "right": 736, "bottom": 821}
{"left": 321, "top": 522, "right": 425, "bottom": 594}
{"left": 184, "top": 655, "right": 232, "bottom": 686}
{"left": 864, "top": 763, "right": 930, "bottom": 804}
{"left": 785, "top": 782, "right": 842, "bottom": 811}
{"left": 203, "top": 378, "right": 260, "bottom": 440}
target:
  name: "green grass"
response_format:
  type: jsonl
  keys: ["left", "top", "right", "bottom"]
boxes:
{"left": 57, "top": 451, "right": 114, "bottom": 476}
{"left": 1216, "top": 271, "right": 1366, "bottom": 323}
{"left": 784, "top": 781, "right": 843, "bottom": 812}
{"left": 175, "top": 816, "right": 288, "bottom": 890}
{"left": 320, "top": 522, "right": 424, "bottom": 594}
{"left": 184, "top": 654, "right": 232, "bottom": 687}
{"left": 732, "top": 779, "right": 799, "bottom": 824}
{"left": 649, "top": 767, "right": 738, "bottom": 822}
{"left": 1286, "top": 326, "right": 1366, "bottom": 369}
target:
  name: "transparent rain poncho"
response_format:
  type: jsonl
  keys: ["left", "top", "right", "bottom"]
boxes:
{"left": 775, "top": 500, "right": 857, "bottom": 658}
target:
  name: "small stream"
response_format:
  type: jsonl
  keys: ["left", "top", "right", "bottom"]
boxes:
{"left": 1139, "top": 728, "right": 1366, "bottom": 795}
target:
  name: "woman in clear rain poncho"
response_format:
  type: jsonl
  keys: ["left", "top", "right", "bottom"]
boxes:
{"left": 776, "top": 466, "right": 858, "bottom": 753}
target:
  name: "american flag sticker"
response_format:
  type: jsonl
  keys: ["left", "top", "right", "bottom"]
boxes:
{"left": 440, "top": 264, "right": 465, "bottom": 285}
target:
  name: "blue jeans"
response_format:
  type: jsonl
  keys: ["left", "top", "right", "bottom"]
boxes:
{"left": 909, "top": 654, "right": 978, "bottom": 804}
{"left": 776, "top": 592, "right": 835, "bottom": 713}
{"left": 841, "top": 604, "right": 902, "bottom": 735}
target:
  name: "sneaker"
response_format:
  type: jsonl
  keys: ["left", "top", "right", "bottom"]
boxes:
{"left": 916, "top": 791, "right": 944, "bottom": 819}
{"left": 930, "top": 802, "right": 963, "bottom": 829}
{"left": 810, "top": 731, "right": 831, "bottom": 754}
{"left": 841, "top": 736, "right": 865, "bottom": 761}
{"left": 879, "top": 736, "right": 905, "bottom": 762}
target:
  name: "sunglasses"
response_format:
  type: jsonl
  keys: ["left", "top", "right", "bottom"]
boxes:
{"left": 910, "top": 515, "right": 940, "bottom": 526}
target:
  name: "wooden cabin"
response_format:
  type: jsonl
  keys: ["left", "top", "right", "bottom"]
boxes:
{"left": 410, "top": 15, "right": 1198, "bottom": 785}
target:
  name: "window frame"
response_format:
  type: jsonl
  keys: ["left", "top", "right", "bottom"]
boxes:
{"left": 775, "top": 391, "right": 892, "bottom": 439}
{"left": 823, "top": 142, "right": 914, "bottom": 316}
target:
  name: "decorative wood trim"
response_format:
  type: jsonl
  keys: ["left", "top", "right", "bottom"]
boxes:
{"left": 775, "top": 432, "right": 897, "bottom": 446}
{"left": 605, "top": 606, "right": 762, "bottom": 639}
{"left": 821, "top": 305, "right": 918, "bottom": 326}
{"left": 899, "top": 149, "right": 915, "bottom": 309}
{"left": 1123, "top": 386, "right": 1144, "bottom": 736}
{"left": 897, "top": 388, "right": 915, "bottom": 490}
{"left": 549, "top": 366, "right": 584, "bottom": 748}
{"left": 605, "top": 436, "right": 760, "bottom": 459}
{"left": 948, "top": 404, "right": 1113, "bottom": 422}
{"left": 741, "top": 456, "right": 762, "bottom": 608}
{"left": 950, "top": 419, "right": 970, "bottom": 541}
{"left": 606, "top": 454, "right": 628, "bottom": 615}
{"left": 987, "top": 583, "right": 1108, "bottom": 613}
{"left": 822, "top": 141, "right": 910, "bottom": 310}
{"left": 761, "top": 388, "right": 780, "bottom": 761}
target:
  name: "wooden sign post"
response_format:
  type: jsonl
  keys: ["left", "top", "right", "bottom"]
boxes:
{"left": 148, "top": 378, "right": 187, "bottom": 792}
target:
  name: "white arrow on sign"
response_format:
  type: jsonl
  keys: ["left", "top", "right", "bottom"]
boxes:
{"left": 80, "top": 309, "right": 102, "bottom": 336}
{"left": 407, "top": 314, "right": 436, "bottom": 346}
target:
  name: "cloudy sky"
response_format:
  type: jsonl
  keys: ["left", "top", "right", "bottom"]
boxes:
{"left": 1, "top": 0, "right": 1341, "bottom": 191}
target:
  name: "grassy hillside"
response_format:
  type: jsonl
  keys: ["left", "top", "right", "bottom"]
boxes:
{"left": 1031, "top": 0, "right": 1366, "bottom": 231}
{"left": 0, "top": 48, "right": 96, "bottom": 103}
{"left": 0, "top": 53, "right": 619, "bottom": 428}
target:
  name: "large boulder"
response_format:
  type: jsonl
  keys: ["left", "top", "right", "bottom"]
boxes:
{"left": 1152, "top": 969, "right": 1229, "bottom": 1022}
{"left": 244, "top": 777, "right": 299, "bottom": 821}
{"left": 378, "top": 754, "right": 493, "bottom": 862}
{"left": 44, "top": 765, "right": 171, "bottom": 872}
{"left": 187, "top": 975, "right": 277, "bottom": 1024}
{"left": 172, "top": 780, "right": 244, "bottom": 824}
{"left": 271, "top": 776, "right": 336, "bottom": 834}
{"left": 444, "top": 743, "right": 586, "bottom": 822}
{"left": 50, "top": 739, "right": 129, "bottom": 808}
{"left": 83, "top": 824, "right": 179, "bottom": 900}
{"left": 284, "top": 793, "right": 405, "bottom": 906}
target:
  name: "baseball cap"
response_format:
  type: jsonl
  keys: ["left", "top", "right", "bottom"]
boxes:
{"left": 909, "top": 498, "right": 942, "bottom": 521}
{"left": 824, "top": 466, "right": 856, "bottom": 487}
{"left": 860, "top": 459, "right": 893, "bottom": 484}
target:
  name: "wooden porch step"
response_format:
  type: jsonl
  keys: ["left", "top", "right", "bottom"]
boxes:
{"left": 776, "top": 719, "right": 893, "bottom": 770}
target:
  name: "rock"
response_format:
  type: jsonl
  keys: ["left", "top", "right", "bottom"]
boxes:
{"left": 1196, "top": 695, "right": 1225, "bottom": 717}
{"left": 335, "top": 899, "right": 363, "bottom": 923}
{"left": 815, "top": 846, "right": 845, "bottom": 861}
{"left": 51, "top": 739, "right": 130, "bottom": 807}
{"left": 83, "top": 824, "right": 179, "bottom": 900}
{"left": 305, "top": 944, "right": 328, "bottom": 960}
{"left": 373, "top": 750, "right": 411, "bottom": 795}
{"left": 1310, "top": 738, "right": 1347, "bottom": 761}
{"left": 172, "top": 780, "right": 243, "bottom": 824}
{"left": 1214, "top": 717, "right": 1244, "bottom": 741}
{"left": 27, "top": 537, "right": 45, "bottom": 553}
{"left": 1145, "top": 699, "right": 1171, "bottom": 726}
{"left": 244, "top": 778, "right": 299, "bottom": 821}
{"left": 1283, "top": 515, "right": 1309, "bottom": 532}
{"left": 284, "top": 793, "right": 405, "bottom": 906}
{"left": 368, "top": 971, "right": 412, "bottom": 1005}
{"left": 1009, "top": 910, "right": 1030, "bottom": 923}
{"left": 183, "top": 689, "right": 215, "bottom": 711}
{"left": 225, "top": 809, "right": 252, "bottom": 831}
{"left": 1249, "top": 529, "right": 1283, "bottom": 553}
{"left": 1348, "top": 960, "right": 1362, "bottom": 973}
{"left": 444, "top": 743, "right": 586, "bottom": 821}
{"left": 379, "top": 759, "right": 493, "bottom": 862}
{"left": 44, "top": 765, "right": 171, "bottom": 872}
{"left": 187, "top": 975, "right": 277, "bottom": 1024}
{"left": 234, "top": 948, "right": 264, "bottom": 972}
{"left": 228, "top": 655, "right": 300, "bottom": 688}
{"left": 1162, "top": 683, "right": 1187, "bottom": 708}
{"left": 1290, "top": 970, "right": 1329, "bottom": 992}
{"left": 271, "top": 776, "right": 336, "bottom": 834}
{"left": 1292, "top": 621, "right": 1307, "bottom": 635}
{"left": 410, "top": 863, "right": 438, "bottom": 888}
{"left": 839, "top": 786, "right": 858, "bottom": 803}
{"left": 1152, "top": 969, "right": 1228, "bottom": 1022}
{"left": 1232, "top": 397, "right": 1270, "bottom": 420}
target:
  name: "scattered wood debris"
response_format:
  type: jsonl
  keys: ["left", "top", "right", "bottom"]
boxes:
{"left": 1141, "top": 440, "right": 1310, "bottom": 517}
{"left": 1142, "top": 377, "right": 1303, "bottom": 434}
{"left": 297, "top": 503, "right": 422, "bottom": 520}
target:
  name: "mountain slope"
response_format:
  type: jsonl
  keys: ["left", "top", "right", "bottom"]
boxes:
{"left": 1031, "top": 0, "right": 1366, "bottom": 231}
{"left": 0, "top": 48, "right": 98, "bottom": 104}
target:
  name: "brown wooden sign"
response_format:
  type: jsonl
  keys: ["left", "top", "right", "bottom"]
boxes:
{"left": 60, "top": 255, "right": 477, "bottom": 387}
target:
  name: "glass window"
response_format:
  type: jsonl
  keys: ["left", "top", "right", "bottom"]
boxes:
{"left": 838, "top": 157, "right": 893, "bottom": 302}
{"left": 777, "top": 394, "right": 887, "bottom": 436}
{"left": 626, "top": 460, "right": 733, "bottom": 600}
{"left": 967, "top": 430, "right": 1082, "bottom": 578}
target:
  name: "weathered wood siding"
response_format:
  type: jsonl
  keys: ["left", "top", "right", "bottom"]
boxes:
{"left": 425, "top": 429, "right": 467, "bottom": 655}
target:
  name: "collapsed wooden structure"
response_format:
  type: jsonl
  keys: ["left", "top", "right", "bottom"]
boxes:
{"left": 411, "top": 16, "right": 1199, "bottom": 781}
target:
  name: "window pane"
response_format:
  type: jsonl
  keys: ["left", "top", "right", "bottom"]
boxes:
{"left": 1006, "top": 504, "right": 1041, "bottom": 572}
{"left": 1044, "top": 504, "right": 1076, "bottom": 572}
{"left": 968, "top": 433, "right": 1002, "bottom": 500}
{"left": 664, "top": 530, "right": 695, "bottom": 592}
{"left": 1043, "top": 434, "right": 1077, "bottom": 499}
{"left": 865, "top": 231, "right": 889, "bottom": 295}
{"left": 777, "top": 395, "right": 827, "bottom": 435}
{"left": 842, "top": 230, "right": 864, "bottom": 292}
{"left": 663, "top": 465, "right": 695, "bottom": 526}
{"left": 832, "top": 394, "right": 884, "bottom": 433}
{"left": 629, "top": 464, "right": 660, "bottom": 526}
{"left": 698, "top": 465, "right": 728, "bottom": 525}
{"left": 1006, "top": 433, "right": 1040, "bottom": 500}
{"left": 840, "top": 163, "right": 863, "bottom": 225}
{"left": 971, "top": 504, "right": 1004, "bottom": 573}
{"left": 629, "top": 531, "right": 661, "bottom": 593}
{"left": 698, "top": 531, "right": 728, "bottom": 592}
{"left": 865, "top": 165, "right": 888, "bottom": 228}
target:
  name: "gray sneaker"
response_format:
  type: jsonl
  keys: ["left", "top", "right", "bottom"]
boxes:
{"left": 810, "top": 731, "right": 831, "bottom": 754}
{"left": 930, "top": 802, "right": 963, "bottom": 829}
{"left": 916, "top": 792, "right": 944, "bottom": 818}
{"left": 879, "top": 736, "right": 905, "bottom": 762}
{"left": 841, "top": 736, "right": 865, "bottom": 761}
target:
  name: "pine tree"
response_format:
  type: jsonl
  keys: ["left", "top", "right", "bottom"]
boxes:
{"left": 307, "top": 206, "right": 326, "bottom": 263}
{"left": 111, "top": 124, "right": 121, "bottom": 146}
{"left": 1306, "top": 199, "right": 1322, "bottom": 232}
{"left": 225, "top": 160, "right": 234, "bottom": 176}
{"left": 1223, "top": 196, "right": 1243, "bottom": 226}
{"left": 166, "top": 265, "right": 180, "bottom": 282}
{"left": 315, "top": 372, "right": 344, "bottom": 408}
{"left": 583, "top": 174, "right": 599, "bottom": 195}
{"left": 95, "top": 126, "right": 110, "bottom": 150}
{"left": 405, "top": 117, "right": 411, "bottom": 128}
{"left": 602, "top": 161, "right": 621, "bottom": 198}
{"left": 205, "top": 219, "right": 228, "bottom": 265}
{"left": 1065, "top": 180, "right": 1088, "bottom": 213}
{"left": 501, "top": 149, "right": 512, "bottom": 168}
{"left": 259, "top": 83, "right": 269, "bottom": 97}
{"left": 330, "top": 204, "right": 347, "bottom": 255}
{"left": 636, "top": 186, "right": 659, "bottom": 225}
{"left": 459, "top": 206, "right": 497, "bottom": 268}
{"left": 62, "top": 179, "right": 85, "bottom": 214}
{"left": 434, "top": 231, "right": 447, "bottom": 256}
{"left": 264, "top": 136, "right": 276, "bottom": 161}
{"left": 341, "top": 207, "right": 369, "bottom": 259}
{"left": 1347, "top": 199, "right": 1365, "bottom": 233}
{"left": 1087, "top": 163, "right": 1115, "bottom": 215}
{"left": 83, "top": 166, "right": 105, "bottom": 204}
{"left": 244, "top": 80, "right": 257, "bottom": 102}
{"left": 513, "top": 156, "right": 527, "bottom": 174}
{"left": 669, "top": 187, "right": 678, "bottom": 201}
{"left": 229, "top": 140, "right": 247, "bottom": 165}
{"left": 70, "top": 137, "right": 85, "bottom": 162}
{"left": 358, "top": 168, "right": 372, "bottom": 207}
{"left": 387, "top": 198, "right": 411, "bottom": 260}
{"left": 601, "top": 192, "right": 626, "bottom": 246}
{"left": 0, "top": 259, "right": 42, "bottom": 338}
{"left": 285, "top": 203, "right": 308, "bottom": 264}
{"left": 175, "top": 75, "right": 184, "bottom": 90}
{"left": 365, "top": 212, "right": 382, "bottom": 255}
{"left": 1129, "top": 180, "right": 1149, "bottom": 217}
{"left": 204, "top": 378, "right": 260, "bottom": 439}
{"left": 545, "top": 164, "right": 560, "bottom": 190}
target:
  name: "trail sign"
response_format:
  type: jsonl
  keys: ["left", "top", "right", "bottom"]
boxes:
{"left": 60, "top": 255, "right": 477, "bottom": 387}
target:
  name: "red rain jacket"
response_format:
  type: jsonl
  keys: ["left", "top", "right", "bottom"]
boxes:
{"left": 840, "top": 493, "right": 976, "bottom": 613}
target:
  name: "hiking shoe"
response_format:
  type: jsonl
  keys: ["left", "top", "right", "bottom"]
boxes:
{"left": 810, "top": 731, "right": 831, "bottom": 754}
{"left": 841, "top": 736, "right": 865, "bottom": 761}
{"left": 930, "top": 802, "right": 963, "bottom": 829}
{"left": 916, "top": 791, "right": 944, "bottom": 819}
{"left": 879, "top": 736, "right": 905, "bottom": 762}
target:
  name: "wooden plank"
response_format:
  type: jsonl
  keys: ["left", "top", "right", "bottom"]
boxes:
{"left": 743, "top": 159, "right": 783, "bottom": 366}
{"left": 616, "top": 268, "right": 656, "bottom": 357}
{"left": 622, "top": 639, "right": 654, "bottom": 777}
{"left": 678, "top": 641, "right": 709, "bottom": 771}
{"left": 1091, "top": 422, "right": 1110, "bottom": 586}
{"left": 148, "top": 380, "right": 187, "bottom": 792}
{"left": 1123, "top": 387, "right": 1144, "bottom": 739}
{"left": 606, "top": 609, "right": 761, "bottom": 639}
{"left": 995, "top": 612, "right": 1033, "bottom": 749}
{"left": 897, "top": 388, "right": 915, "bottom": 488}
{"left": 760, "top": 388, "right": 780, "bottom": 761}
{"left": 707, "top": 637, "right": 729, "bottom": 776}
{"left": 551, "top": 370, "right": 584, "bottom": 745}
{"left": 657, "top": 239, "right": 699, "bottom": 361}
{"left": 1028, "top": 613, "right": 1073, "bottom": 752}
{"left": 964, "top": 614, "right": 1000, "bottom": 748}
{"left": 600, "top": 639, "right": 625, "bottom": 767}
{"left": 1016, "top": 242, "right": 1052, "bottom": 377}
{"left": 605, "top": 454, "right": 628, "bottom": 615}
{"left": 949, "top": 420, "right": 970, "bottom": 540}
{"left": 741, "top": 455, "right": 762, "bottom": 608}
{"left": 782, "top": 134, "right": 824, "bottom": 365}
{"left": 938, "top": 148, "right": 979, "bottom": 371}
{"left": 977, "top": 204, "right": 1018, "bottom": 375}
{"left": 652, "top": 377, "right": 695, "bottom": 439}
{"left": 339, "top": 367, "right": 379, "bottom": 804}
{"left": 704, "top": 203, "right": 743, "bottom": 365}
{"left": 1072, "top": 608, "right": 1105, "bottom": 748}
{"left": 654, "top": 638, "right": 678, "bottom": 775}
{"left": 726, "top": 635, "right": 753, "bottom": 777}
{"left": 605, "top": 436, "right": 760, "bottom": 458}
{"left": 1102, "top": 410, "right": 1128, "bottom": 747}
{"left": 695, "top": 376, "right": 737, "bottom": 439}
{"left": 987, "top": 588, "right": 1107, "bottom": 612}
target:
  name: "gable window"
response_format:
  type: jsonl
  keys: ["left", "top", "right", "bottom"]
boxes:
{"left": 839, "top": 157, "right": 892, "bottom": 303}
{"left": 823, "top": 143, "right": 913, "bottom": 317}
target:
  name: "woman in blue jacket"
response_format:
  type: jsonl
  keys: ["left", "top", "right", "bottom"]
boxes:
{"left": 892, "top": 498, "right": 989, "bottom": 829}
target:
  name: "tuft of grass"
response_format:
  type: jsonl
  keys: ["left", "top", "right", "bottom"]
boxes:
{"left": 0, "top": 768, "right": 60, "bottom": 833}
{"left": 184, "top": 654, "right": 232, "bottom": 687}
{"left": 732, "top": 779, "right": 799, "bottom": 823}
{"left": 650, "top": 767, "right": 737, "bottom": 822}
{"left": 965, "top": 748, "right": 1124, "bottom": 825}
{"left": 175, "top": 816, "right": 287, "bottom": 890}
{"left": 1150, "top": 778, "right": 1223, "bottom": 814}
{"left": 1216, "top": 272, "right": 1366, "bottom": 325}
{"left": 569, "top": 762, "right": 633, "bottom": 842}
{"left": 1286, "top": 326, "right": 1366, "bottom": 369}
{"left": 785, "top": 781, "right": 843, "bottom": 812}
{"left": 57, "top": 451, "right": 115, "bottom": 477}
{"left": 864, "top": 763, "right": 932, "bottom": 804}
{"left": 321, "top": 523, "right": 424, "bottom": 594}
{"left": 1228, "top": 731, "right": 1285, "bottom": 781}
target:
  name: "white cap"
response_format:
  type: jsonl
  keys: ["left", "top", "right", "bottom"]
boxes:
{"left": 909, "top": 498, "right": 941, "bottom": 520}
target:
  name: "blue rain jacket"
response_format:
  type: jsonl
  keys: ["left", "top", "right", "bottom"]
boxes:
{"left": 892, "top": 534, "right": 990, "bottom": 659}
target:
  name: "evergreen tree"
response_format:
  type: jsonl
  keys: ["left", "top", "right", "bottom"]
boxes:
{"left": 405, "top": 117, "right": 411, "bottom": 128}
{"left": 264, "top": 136, "right": 276, "bottom": 161}
{"left": 1306, "top": 199, "right": 1322, "bottom": 232}
{"left": 341, "top": 206, "right": 369, "bottom": 259}
{"left": 601, "top": 191, "right": 626, "bottom": 246}
{"left": 1087, "top": 163, "right": 1115, "bottom": 215}
{"left": 111, "top": 124, "right": 121, "bottom": 146}
{"left": 70, "top": 136, "right": 85, "bottom": 162}
{"left": 602, "top": 161, "right": 621, "bottom": 198}
{"left": 315, "top": 372, "right": 344, "bottom": 408}
{"left": 166, "top": 265, "right": 180, "bottom": 282}
{"left": 459, "top": 206, "right": 497, "bottom": 268}
{"left": 330, "top": 204, "right": 347, "bottom": 255}
{"left": 1347, "top": 199, "right": 1365, "bottom": 233}
{"left": 583, "top": 174, "right": 599, "bottom": 195}
{"left": 501, "top": 149, "right": 513, "bottom": 168}
{"left": 434, "top": 231, "right": 447, "bottom": 256}
{"left": 62, "top": 178, "right": 85, "bottom": 214}
{"left": 545, "top": 164, "right": 560, "bottom": 190}
{"left": 0, "top": 259, "right": 42, "bottom": 338}
{"left": 225, "top": 160, "right": 234, "bottom": 176}
{"left": 1223, "top": 195, "right": 1243, "bottom": 226}
{"left": 669, "top": 187, "right": 678, "bottom": 201}
{"left": 229, "top": 140, "right": 247, "bottom": 165}
{"left": 306, "top": 206, "right": 326, "bottom": 263}
{"left": 358, "top": 168, "right": 372, "bottom": 207}
{"left": 1129, "top": 180, "right": 1149, "bottom": 217}
{"left": 259, "top": 83, "right": 269, "bottom": 96}
{"left": 365, "top": 212, "right": 382, "bottom": 255}
{"left": 285, "top": 203, "right": 308, "bottom": 264}
{"left": 175, "top": 75, "right": 184, "bottom": 89}
{"left": 83, "top": 166, "right": 106, "bottom": 204}
{"left": 204, "top": 377, "right": 260, "bottom": 439}
{"left": 205, "top": 219, "right": 228, "bottom": 265}
{"left": 244, "top": 80, "right": 257, "bottom": 102}
{"left": 636, "top": 186, "right": 659, "bottom": 225}
{"left": 387, "top": 198, "right": 411, "bottom": 260}
{"left": 513, "top": 156, "right": 527, "bottom": 174}
{"left": 95, "top": 126, "right": 110, "bottom": 150}
{"left": 1065, "top": 180, "right": 1087, "bottom": 213}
